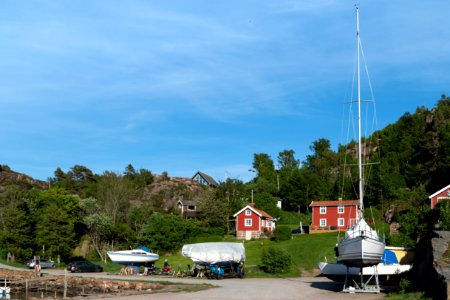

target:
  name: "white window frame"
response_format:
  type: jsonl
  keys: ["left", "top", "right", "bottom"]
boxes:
{"left": 320, "top": 219, "right": 326, "bottom": 227}
{"left": 245, "top": 209, "right": 252, "bottom": 216}
{"left": 320, "top": 206, "right": 326, "bottom": 214}
{"left": 338, "top": 218, "right": 344, "bottom": 227}
{"left": 245, "top": 218, "right": 252, "bottom": 227}
{"left": 338, "top": 205, "right": 344, "bottom": 214}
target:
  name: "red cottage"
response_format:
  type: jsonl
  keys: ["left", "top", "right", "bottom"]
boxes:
{"left": 309, "top": 200, "right": 359, "bottom": 231}
{"left": 233, "top": 203, "right": 276, "bottom": 240}
{"left": 429, "top": 184, "right": 450, "bottom": 209}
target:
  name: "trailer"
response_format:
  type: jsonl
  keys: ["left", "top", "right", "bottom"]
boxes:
{"left": 182, "top": 242, "right": 245, "bottom": 280}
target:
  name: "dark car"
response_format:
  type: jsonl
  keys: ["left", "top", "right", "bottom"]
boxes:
{"left": 68, "top": 261, "right": 103, "bottom": 273}
{"left": 291, "top": 228, "right": 303, "bottom": 234}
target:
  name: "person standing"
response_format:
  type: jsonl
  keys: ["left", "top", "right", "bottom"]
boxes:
{"left": 34, "top": 261, "right": 41, "bottom": 276}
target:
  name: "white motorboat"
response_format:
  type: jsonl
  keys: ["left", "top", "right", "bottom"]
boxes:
{"left": 0, "top": 278, "right": 10, "bottom": 295}
{"left": 107, "top": 246, "right": 159, "bottom": 266}
{"left": 0, "top": 287, "right": 10, "bottom": 295}
{"left": 336, "top": 6, "right": 385, "bottom": 269}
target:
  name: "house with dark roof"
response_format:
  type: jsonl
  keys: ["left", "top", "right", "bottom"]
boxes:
{"left": 309, "top": 200, "right": 360, "bottom": 231}
{"left": 177, "top": 200, "right": 197, "bottom": 218}
{"left": 233, "top": 203, "right": 276, "bottom": 240}
{"left": 192, "top": 171, "right": 218, "bottom": 188}
{"left": 429, "top": 184, "right": 450, "bottom": 209}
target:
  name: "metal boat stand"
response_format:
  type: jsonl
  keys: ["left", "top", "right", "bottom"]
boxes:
{"left": 342, "top": 265, "right": 380, "bottom": 293}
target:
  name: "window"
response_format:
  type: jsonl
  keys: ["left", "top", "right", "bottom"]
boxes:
{"left": 261, "top": 220, "right": 265, "bottom": 227}
{"left": 245, "top": 219, "right": 252, "bottom": 227}
{"left": 267, "top": 220, "right": 271, "bottom": 227}
{"left": 338, "top": 206, "right": 344, "bottom": 214}
{"left": 188, "top": 205, "right": 195, "bottom": 210}
{"left": 245, "top": 209, "right": 252, "bottom": 216}
{"left": 320, "top": 206, "right": 326, "bottom": 214}
{"left": 320, "top": 219, "right": 326, "bottom": 227}
{"left": 338, "top": 218, "right": 345, "bottom": 227}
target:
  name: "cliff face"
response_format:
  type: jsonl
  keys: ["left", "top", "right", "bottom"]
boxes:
{"left": 0, "top": 165, "right": 48, "bottom": 192}
{"left": 411, "top": 231, "right": 450, "bottom": 299}
{"left": 131, "top": 175, "right": 212, "bottom": 211}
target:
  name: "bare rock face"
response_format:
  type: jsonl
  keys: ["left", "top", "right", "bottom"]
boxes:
{"left": 0, "top": 165, "right": 48, "bottom": 191}
{"left": 411, "top": 231, "right": 450, "bottom": 299}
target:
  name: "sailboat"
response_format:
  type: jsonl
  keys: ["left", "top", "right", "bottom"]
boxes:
{"left": 336, "top": 7, "right": 385, "bottom": 269}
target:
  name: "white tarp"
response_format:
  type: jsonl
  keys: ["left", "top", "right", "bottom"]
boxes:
{"left": 181, "top": 242, "right": 245, "bottom": 264}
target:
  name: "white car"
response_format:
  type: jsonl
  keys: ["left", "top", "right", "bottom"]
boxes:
{"left": 27, "top": 259, "right": 56, "bottom": 269}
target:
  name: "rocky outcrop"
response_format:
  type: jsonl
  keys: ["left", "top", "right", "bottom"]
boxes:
{"left": 411, "top": 231, "right": 450, "bottom": 299}
{"left": 141, "top": 174, "right": 209, "bottom": 211}
{"left": 0, "top": 164, "right": 48, "bottom": 192}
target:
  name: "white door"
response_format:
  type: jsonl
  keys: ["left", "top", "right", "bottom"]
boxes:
{"left": 245, "top": 231, "right": 252, "bottom": 240}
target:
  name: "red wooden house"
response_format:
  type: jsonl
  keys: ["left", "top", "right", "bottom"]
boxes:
{"left": 429, "top": 184, "right": 450, "bottom": 209}
{"left": 233, "top": 203, "right": 276, "bottom": 240}
{"left": 309, "top": 200, "right": 359, "bottom": 230}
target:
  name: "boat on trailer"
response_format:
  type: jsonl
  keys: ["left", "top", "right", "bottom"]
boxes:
{"left": 107, "top": 246, "right": 159, "bottom": 266}
{"left": 182, "top": 242, "right": 245, "bottom": 279}
{"left": 334, "top": 6, "right": 386, "bottom": 293}
{"left": 319, "top": 247, "right": 412, "bottom": 284}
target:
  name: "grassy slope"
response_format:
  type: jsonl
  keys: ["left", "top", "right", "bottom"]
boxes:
{"left": 2, "top": 232, "right": 340, "bottom": 278}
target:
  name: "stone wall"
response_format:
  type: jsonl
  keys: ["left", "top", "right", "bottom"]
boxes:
{"left": 411, "top": 231, "right": 449, "bottom": 299}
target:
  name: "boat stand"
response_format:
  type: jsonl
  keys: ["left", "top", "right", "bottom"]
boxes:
{"left": 342, "top": 265, "right": 380, "bottom": 293}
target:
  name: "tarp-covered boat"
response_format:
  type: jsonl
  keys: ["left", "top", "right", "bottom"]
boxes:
{"left": 181, "top": 242, "right": 245, "bottom": 264}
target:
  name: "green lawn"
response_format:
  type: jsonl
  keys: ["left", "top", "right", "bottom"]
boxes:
{"left": 0, "top": 232, "right": 340, "bottom": 278}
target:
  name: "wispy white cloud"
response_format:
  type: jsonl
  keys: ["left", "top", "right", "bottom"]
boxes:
{"left": 1, "top": 0, "right": 449, "bottom": 181}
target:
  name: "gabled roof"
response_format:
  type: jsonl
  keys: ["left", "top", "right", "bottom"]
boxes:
{"left": 192, "top": 171, "right": 218, "bottom": 187}
{"left": 177, "top": 200, "right": 196, "bottom": 206}
{"left": 309, "top": 200, "right": 359, "bottom": 207}
{"left": 233, "top": 204, "right": 274, "bottom": 219}
{"left": 428, "top": 184, "right": 450, "bottom": 199}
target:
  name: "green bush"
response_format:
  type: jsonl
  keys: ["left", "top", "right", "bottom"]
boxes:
{"left": 271, "top": 225, "right": 291, "bottom": 242}
{"left": 399, "top": 278, "right": 410, "bottom": 294}
{"left": 261, "top": 246, "right": 292, "bottom": 273}
{"left": 277, "top": 211, "right": 311, "bottom": 225}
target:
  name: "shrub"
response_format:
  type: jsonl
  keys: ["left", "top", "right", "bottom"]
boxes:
{"left": 261, "top": 246, "right": 292, "bottom": 273}
{"left": 398, "top": 278, "right": 410, "bottom": 294}
{"left": 271, "top": 225, "right": 291, "bottom": 242}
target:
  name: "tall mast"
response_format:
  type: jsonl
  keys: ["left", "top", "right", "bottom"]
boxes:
{"left": 356, "top": 6, "right": 364, "bottom": 213}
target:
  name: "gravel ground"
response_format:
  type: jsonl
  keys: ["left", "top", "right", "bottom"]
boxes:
{"left": 108, "top": 276, "right": 386, "bottom": 300}
{"left": 1, "top": 263, "right": 387, "bottom": 299}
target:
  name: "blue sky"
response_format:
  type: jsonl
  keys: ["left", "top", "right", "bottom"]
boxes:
{"left": 1, "top": 1, "right": 449, "bottom": 183}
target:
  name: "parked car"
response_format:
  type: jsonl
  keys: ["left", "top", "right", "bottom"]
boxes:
{"left": 291, "top": 228, "right": 303, "bottom": 234}
{"left": 68, "top": 261, "right": 103, "bottom": 273}
{"left": 27, "top": 259, "right": 56, "bottom": 269}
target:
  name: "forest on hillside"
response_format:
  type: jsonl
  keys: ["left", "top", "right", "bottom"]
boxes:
{"left": 0, "top": 96, "right": 449, "bottom": 263}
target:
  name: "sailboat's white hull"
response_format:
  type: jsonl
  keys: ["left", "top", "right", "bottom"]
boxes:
{"left": 338, "top": 235, "right": 385, "bottom": 268}
{"left": 318, "top": 261, "right": 411, "bottom": 282}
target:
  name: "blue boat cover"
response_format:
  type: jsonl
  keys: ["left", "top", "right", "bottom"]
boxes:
{"left": 380, "top": 249, "right": 398, "bottom": 264}
{"left": 137, "top": 246, "right": 150, "bottom": 252}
